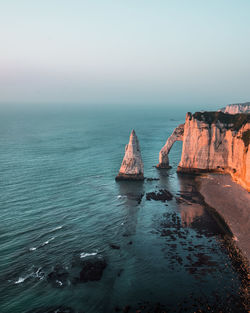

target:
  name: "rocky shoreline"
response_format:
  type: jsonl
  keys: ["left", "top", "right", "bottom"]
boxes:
{"left": 195, "top": 173, "right": 250, "bottom": 310}
{"left": 196, "top": 173, "right": 250, "bottom": 264}
{"left": 195, "top": 174, "right": 250, "bottom": 311}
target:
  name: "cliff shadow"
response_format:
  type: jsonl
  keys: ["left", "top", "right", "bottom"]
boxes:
{"left": 176, "top": 174, "right": 225, "bottom": 236}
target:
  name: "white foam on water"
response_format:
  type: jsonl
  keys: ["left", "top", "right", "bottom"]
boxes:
{"left": 52, "top": 225, "right": 63, "bottom": 231}
{"left": 80, "top": 252, "right": 97, "bottom": 258}
{"left": 42, "top": 236, "right": 55, "bottom": 246}
{"left": 14, "top": 273, "right": 32, "bottom": 284}
{"left": 29, "top": 235, "right": 56, "bottom": 252}
{"left": 56, "top": 280, "right": 63, "bottom": 286}
{"left": 117, "top": 195, "right": 127, "bottom": 199}
{"left": 29, "top": 236, "right": 56, "bottom": 252}
{"left": 14, "top": 267, "right": 44, "bottom": 285}
{"left": 34, "top": 267, "right": 43, "bottom": 279}
{"left": 15, "top": 277, "right": 26, "bottom": 284}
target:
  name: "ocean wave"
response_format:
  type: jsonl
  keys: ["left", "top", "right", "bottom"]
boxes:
{"left": 41, "top": 237, "right": 55, "bottom": 246}
{"left": 117, "top": 195, "right": 127, "bottom": 199}
{"left": 56, "top": 280, "right": 63, "bottom": 286}
{"left": 36, "top": 225, "right": 63, "bottom": 240}
{"left": 80, "top": 252, "right": 97, "bottom": 258}
{"left": 34, "top": 267, "right": 44, "bottom": 279}
{"left": 29, "top": 236, "right": 55, "bottom": 252}
{"left": 15, "top": 276, "right": 28, "bottom": 284}
{"left": 51, "top": 225, "right": 63, "bottom": 232}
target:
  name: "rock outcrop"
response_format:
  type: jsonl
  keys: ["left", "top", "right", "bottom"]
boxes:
{"left": 219, "top": 102, "right": 250, "bottom": 114}
{"left": 158, "top": 112, "right": 250, "bottom": 191}
{"left": 116, "top": 130, "right": 144, "bottom": 181}
{"left": 156, "top": 124, "right": 184, "bottom": 168}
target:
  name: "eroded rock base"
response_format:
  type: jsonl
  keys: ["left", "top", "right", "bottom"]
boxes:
{"left": 115, "top": 174, "right": 144, "bottom": 181}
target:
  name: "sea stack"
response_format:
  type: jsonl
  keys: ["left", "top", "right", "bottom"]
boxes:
{"left": 116, "top": 130, "right": 144, "bottom": 181}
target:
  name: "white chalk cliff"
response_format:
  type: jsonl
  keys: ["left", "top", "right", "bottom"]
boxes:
{"left": 219, "top": 102, "right": 250, "bottom": 114}
{"left": 116, "top": 130, "right": 144, "bottom": 180}
{"left": 158, "top": 112, "right": 250, "bottom": 191}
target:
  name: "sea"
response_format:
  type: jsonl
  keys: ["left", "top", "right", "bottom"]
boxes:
{"left": 0, "top": 107, "right": 247, "bottom": 313}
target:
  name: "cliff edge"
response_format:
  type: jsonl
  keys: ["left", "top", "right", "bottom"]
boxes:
{"left": 219, "top": 102, "right": 250, "bottom": 114}
{"left": 178, "top": 112, "right": 250, "bottom": 191}
{"left": 158, "top": 111, "right": 250, "bottom": 191}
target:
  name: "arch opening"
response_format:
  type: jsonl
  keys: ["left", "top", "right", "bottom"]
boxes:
{"left": 156, "top": 123, "right": 185, "bottom": 169}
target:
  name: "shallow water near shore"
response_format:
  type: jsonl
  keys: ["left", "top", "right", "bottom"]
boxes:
{"left": 0, "top": 108, "right": 247, "bottom": 312}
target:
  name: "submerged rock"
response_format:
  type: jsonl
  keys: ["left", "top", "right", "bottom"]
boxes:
{"left": 27, "top": 306, "right": 78, "bottom": 313}
{"left": 47, "top": 264, "right": 69, "bottom": 287}
{"left": 116, "top": 130, "right": 144, "bottom": 181}
{"left": 122, "top": 305, "right": 131, "bottom": 313}
{"left": 146, "top": 189, "right": 173, "bottom": 202}
{"left": 136, "top": 193, "right": 144, "bottom": 204}
{"left": 79, "top": 258, "right": 107, "bottom": 282}
{"left": 146, "top": 177, "right": 160, "bottom": 181}
{"left": 109, "top": 244, "right": 120, "bottom": 250}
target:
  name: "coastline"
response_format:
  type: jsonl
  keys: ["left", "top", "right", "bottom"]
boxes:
{"left": 196, "top": 173, "right": 250, "bottom": 265}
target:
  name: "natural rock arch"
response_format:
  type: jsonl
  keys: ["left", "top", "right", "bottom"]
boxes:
{"left": 156, "top": 124, "right": 185, "bottom": 168}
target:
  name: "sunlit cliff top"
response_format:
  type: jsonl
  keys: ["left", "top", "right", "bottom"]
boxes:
{"left": 187, "top": 111, "right": 250, "bottom": 131}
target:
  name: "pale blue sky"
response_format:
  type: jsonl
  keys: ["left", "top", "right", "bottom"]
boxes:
{"left": 0, "top": 0, "right": 250, "bottom": 109}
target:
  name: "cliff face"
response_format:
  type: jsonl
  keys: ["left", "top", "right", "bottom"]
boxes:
{"left": 219, "top": 102, "right": 250, "bottom": 114}
{"left": 116, "top": 130, "right": 144, "bottom": 181}
{"left": 178, "top": 112, "right": 250, "bottom": 191}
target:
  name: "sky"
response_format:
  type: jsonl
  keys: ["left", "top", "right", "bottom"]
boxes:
{"left": 0, "top": 0, "right": 250, "bottom": 110}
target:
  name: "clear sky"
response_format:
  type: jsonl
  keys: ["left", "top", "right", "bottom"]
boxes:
{"left": 0, "top": 0, "right": 250, "bottom": 109}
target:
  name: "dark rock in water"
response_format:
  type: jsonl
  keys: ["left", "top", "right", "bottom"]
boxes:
{"left": 146, "top": 177, "right": 160, "bottom": 181}
{"left": 117, "top": 268, "right": 124, "bottom": 277}
{"left": 116, "top": 173, "right": 144, "bottom": 181}
{"left": 110, "top": 244, "right": 120, "bottom": 250}
{"left": 27, "top": 306, "right": 79, "bottom": 313}
{"left": 122, "top": 305, "right": 131, "bottom": 313}
{"left": 136, "top": 193, "right": 144, "bottom": 204}
{"left": 128, "top": 241, "right": 133, "bottom": 245}
{"left": 79, "top": 259, "right": 107, "bottom": 282}
{"left": 47, "top": 264, "right": 69, "bottom": 287}
{"left": 146, "top": 189, "right": 173, "bottom": 202}
{"left": 128, "top": 192, "right": 144, "bottom": 204}
{"left": 71, "top": 254, "right": 107, "bottom": 284}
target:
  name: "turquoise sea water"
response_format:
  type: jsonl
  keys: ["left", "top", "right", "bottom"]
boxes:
{"left": 0, "top": 108, "right": 246, "bottom": 313}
